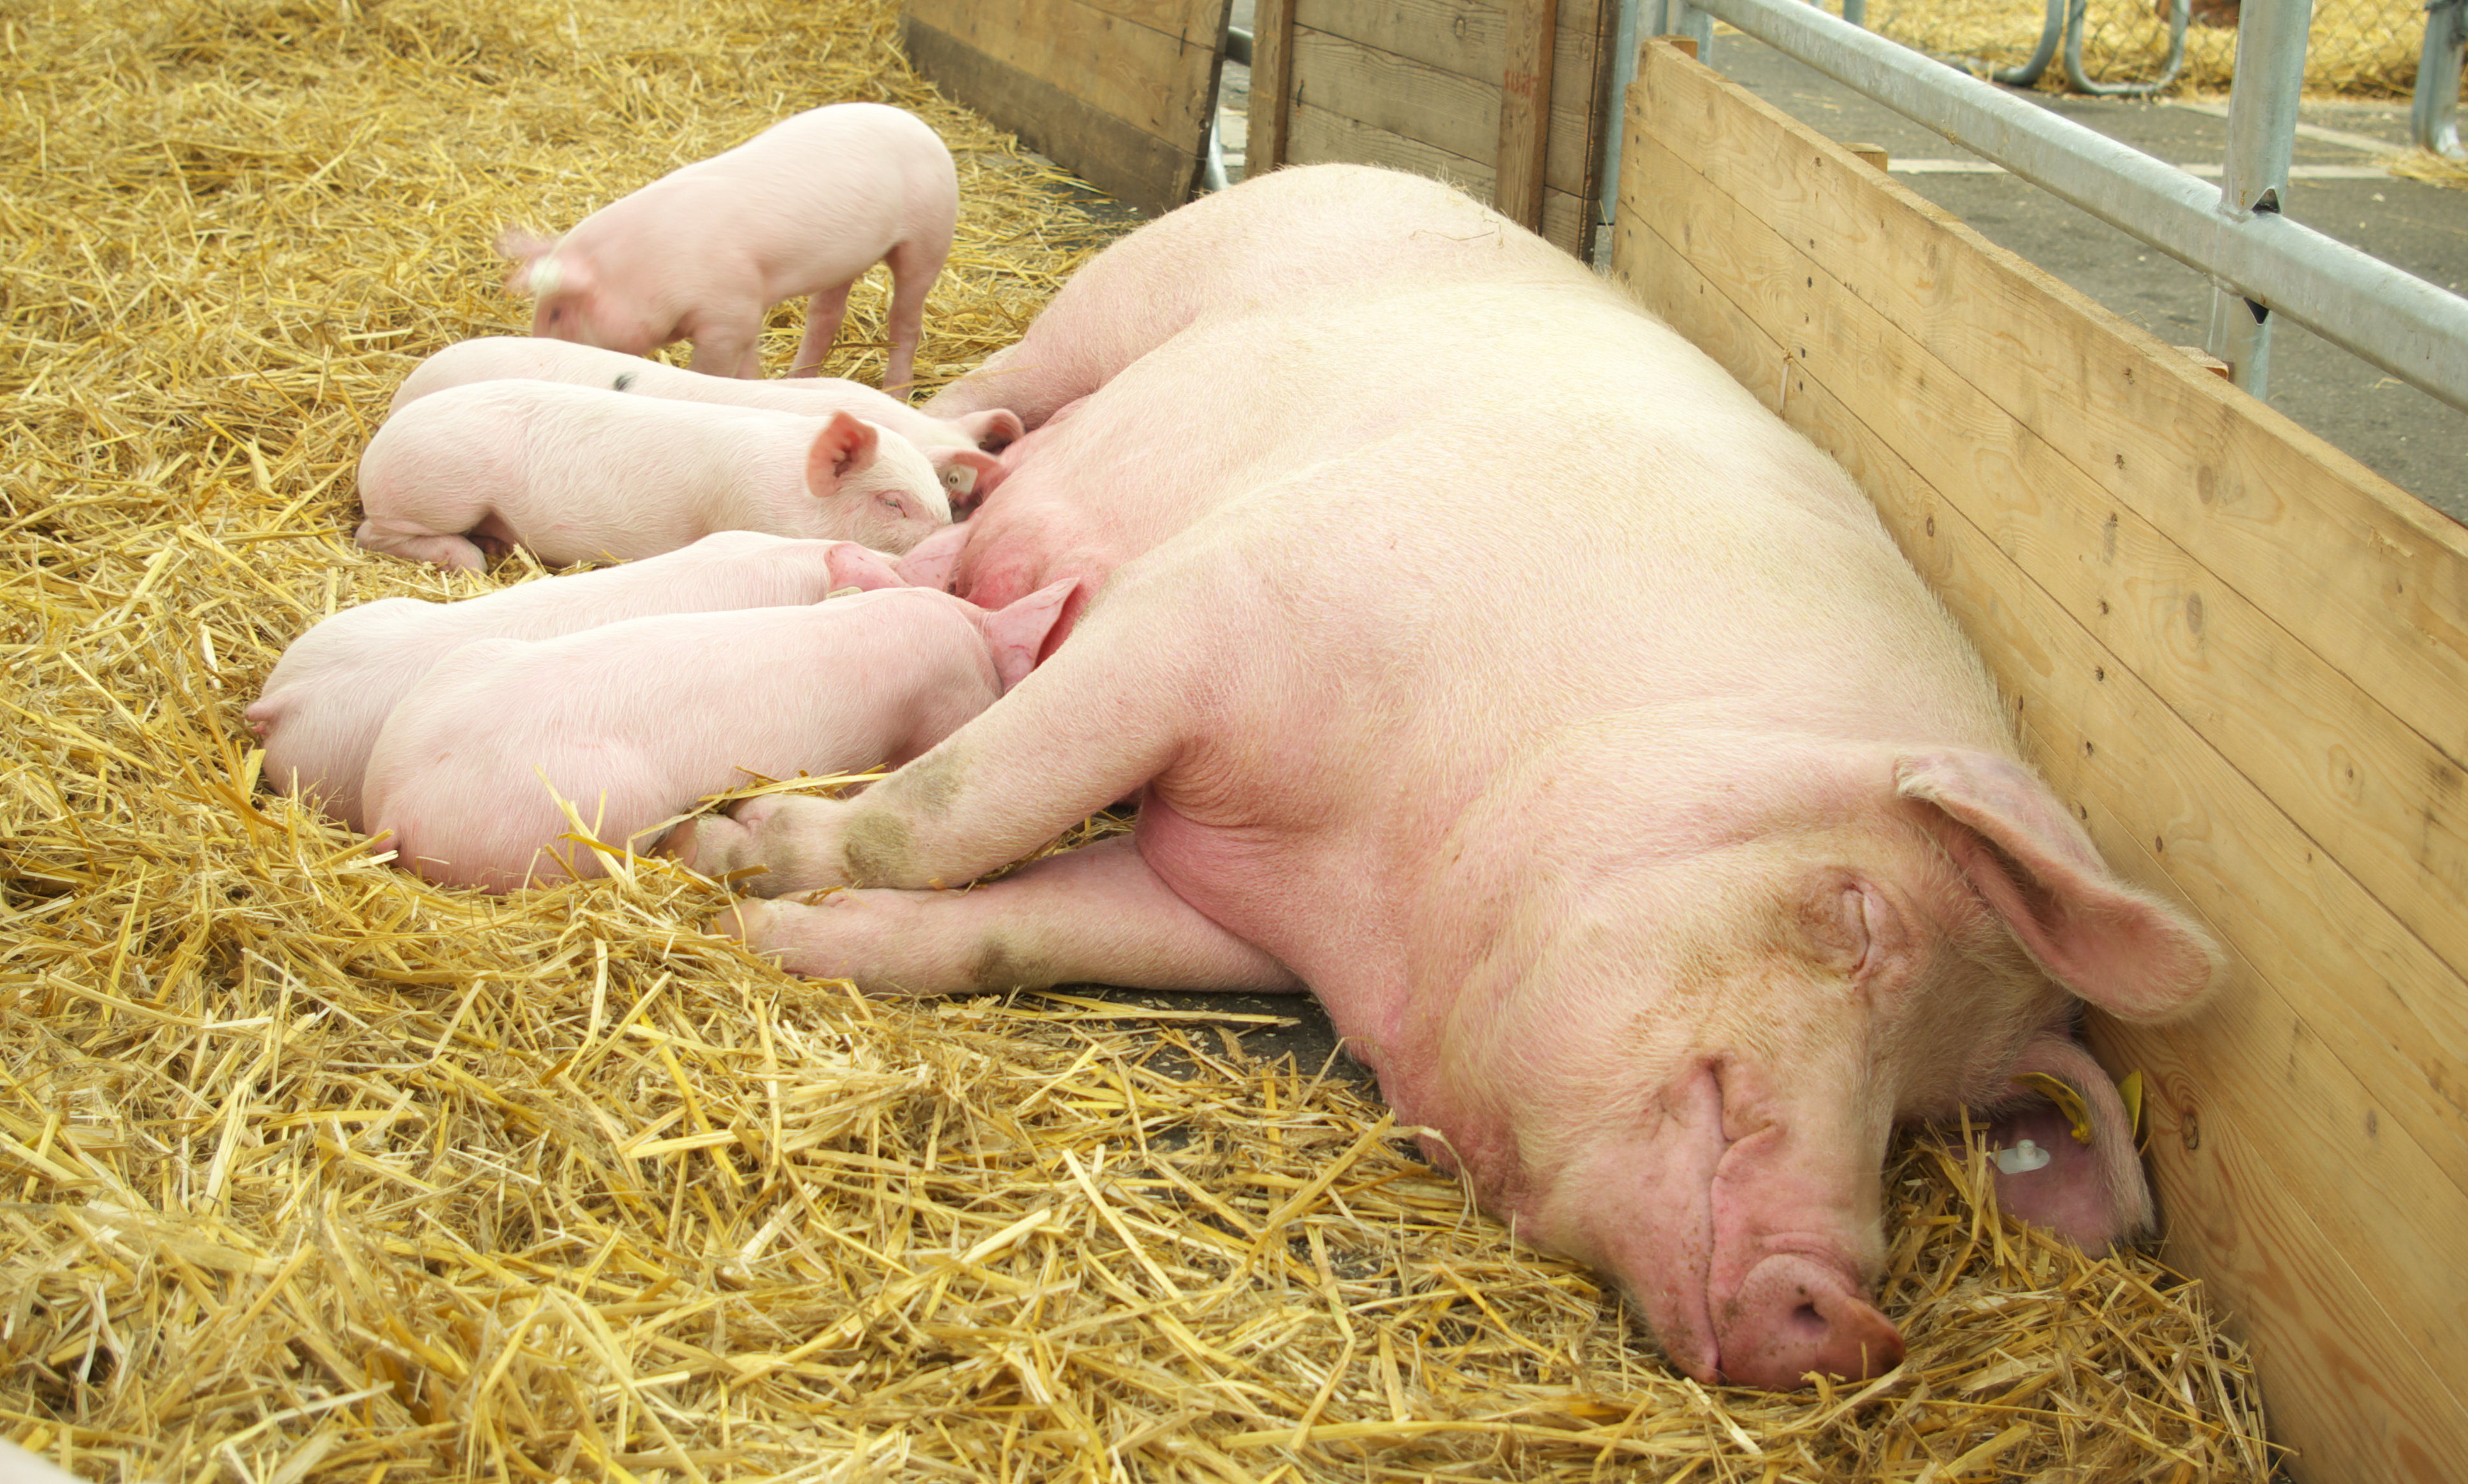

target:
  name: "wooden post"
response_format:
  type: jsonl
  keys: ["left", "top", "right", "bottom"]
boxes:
{"left": 1246, "top": 0, "right": 1296, "bottom": 176}
{"left": 1495, "top": 0, "right": 1559, "bottom": 230}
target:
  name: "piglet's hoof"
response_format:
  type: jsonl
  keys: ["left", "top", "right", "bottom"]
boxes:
{"left": 704, "top": 900, "right": 773, "bottom": 944}
{"left": 670, "top": 796, "right": 842, "bottom": 897}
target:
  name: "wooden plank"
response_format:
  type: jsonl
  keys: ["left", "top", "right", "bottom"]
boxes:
{"left": 1630, "top": 47, "right": 2468, "bottom": 784}
{"left": 903, "top": 0, "right": 1228, "bottom": 218}
{"left": 1286, "top": 27, "right": 1599, "bottom": 199}
{"left": 1295, "top": 0, "right": 1605, "bottom": 83}
{"left": 1286, "top": 100, "right": 1589, "bottom": 253}
{"left": 1615, "top": 208, "right": 2468, "bottom": 1484}
{"left": 1247, "top": 0, "right": 1296, "bottom": 173}
{"left": 1613, "top": 43, "right": 2468, "bottom": 1482}
{"left": 1493, "top": 0, "right": 1557, "bottom": 229}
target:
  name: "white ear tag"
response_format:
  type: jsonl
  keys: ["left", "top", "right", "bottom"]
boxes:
{"left": 1994, "top": 1139, "right": 2052, "bottom": 1176}
{"left": 528, "top": 257, "right": 564, "bottom": 296}
{"left": 941, "top": 465, "right": 978, "bottom": 497}
{"left": 825, "top": 586, "right": 864, "bottom": 600}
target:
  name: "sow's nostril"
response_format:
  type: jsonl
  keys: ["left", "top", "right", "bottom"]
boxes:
{"left": 1720, "top": 1253, "right": 1905, "bottom": 1388}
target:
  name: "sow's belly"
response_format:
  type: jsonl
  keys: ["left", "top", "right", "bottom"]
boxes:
{"left": 1129, "top": 792, "right": 1409, "bottom": 1067}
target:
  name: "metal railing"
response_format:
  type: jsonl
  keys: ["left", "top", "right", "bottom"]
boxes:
{"left": 1632, "top": 0, "right": 2468, "bottom": 412}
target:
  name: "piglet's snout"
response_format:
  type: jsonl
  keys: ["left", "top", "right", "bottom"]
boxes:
{"left": 1719, "top": 1252, "right": 1903, "bottom": 1388}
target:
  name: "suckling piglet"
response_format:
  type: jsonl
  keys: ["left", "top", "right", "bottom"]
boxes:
{"left": 247, "top": 532, "right": 903, "bottom": 832}
{"left": 354, "top": 378, "right": 949, "bottom": 571}
{"left": 362, "top": 580, "right": 1076, "bottom": 893}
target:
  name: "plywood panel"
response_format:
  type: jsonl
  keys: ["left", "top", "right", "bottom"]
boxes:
{"left": 1613, "top": 37, "right": 2468, "bottom": 1484}
{"left": 904, "top": 0, "right": 1230, "bottom": 217}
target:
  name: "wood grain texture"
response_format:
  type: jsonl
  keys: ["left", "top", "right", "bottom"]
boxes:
{"left": 1264, "top": 0, "right": 1611, "bottom": 255}
{"left": 1286, "top": 27, "right": 1597, "bottom": 198}
{"left": 1247, "top": 0, "right": 1296, "bottom": 172}
{"left": 1493, "top": 0, "right": 1558, "bottom": 229}
{"left": 1614, "top": 37, "right": 2468, "bottom": 1484}
{"left": 904, "top": 0, "right": 1228, "bottom": 217}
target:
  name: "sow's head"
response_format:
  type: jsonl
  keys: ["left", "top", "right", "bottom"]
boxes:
{"left": 1421, "top": 738, "right": 2222, "bottom": 1390}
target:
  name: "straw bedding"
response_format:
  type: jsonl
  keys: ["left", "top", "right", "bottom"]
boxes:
{"left": 5, "top": 1, "right": 2275, "bottom": 1479}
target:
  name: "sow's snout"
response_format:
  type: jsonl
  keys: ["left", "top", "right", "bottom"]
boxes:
{"left": 1718, "top": 1252, "right": 1904, "bottom": 1387}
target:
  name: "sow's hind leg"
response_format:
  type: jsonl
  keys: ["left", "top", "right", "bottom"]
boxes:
{"left": 717, "top": 834, "right": 1299, "bottom": 996}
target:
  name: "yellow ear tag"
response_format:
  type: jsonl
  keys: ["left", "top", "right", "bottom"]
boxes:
{"left": 2116, "top": 1069, "right": 2145, "bottom": 1142}
{"left": 2012, "top": 1071, "right": 2096, "bottom": 1145}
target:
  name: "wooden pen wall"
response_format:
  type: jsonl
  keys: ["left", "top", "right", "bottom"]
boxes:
{"left": 1610, "top": 38, "right": 2468, "bottom": 1484}
{"left": 903, "top": 0, "right": 1233, "bottom": 218}
{"left": 1246, "top": 0, "right": 1619, "bottom": 257}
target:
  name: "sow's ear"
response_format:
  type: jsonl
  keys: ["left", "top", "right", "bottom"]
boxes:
{"left": 1896, "top": 749, "right": 2224, "bottom": 1021}
{"left": 1978, "top": 1030, "right": 2155, "bottom": 1251}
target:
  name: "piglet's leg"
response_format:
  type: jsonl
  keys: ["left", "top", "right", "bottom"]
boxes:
{"left": 878, "top": 239, "right": 945, "bottom": 396}
{"left": 352, "top": 517, "right": 488, "bottom": 572}
{"left": 686, "top": 309, "right": 767, "bottom": 380}
{"left": 790, "top": 284, "right": 854, "bottom": 379}
{"left": 718, "top": 834, "right": 1297, "bottom": 996}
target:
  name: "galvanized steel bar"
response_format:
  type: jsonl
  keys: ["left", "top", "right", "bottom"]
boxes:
{"left": 1681, "top": 0, "right": 2468, "bottom": 415}
{"left": 2204, "top": 0, "right": 2311, "bottom": 393}
{"left": 2061, "top": 0, "right": 2191, "bottom": 98}
{"left": 2416, "top": 0, "right": 2466, "bottom": 159}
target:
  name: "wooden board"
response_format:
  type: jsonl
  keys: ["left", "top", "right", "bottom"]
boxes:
{"left": 904, "top": 0, "right": 1231, "bottom": 218}
{"left": 1611, "top": 38, "right": 2468, "bottom": 1484}
{"left": 1248, "top": 0, "right": 1614, "bottom": 257}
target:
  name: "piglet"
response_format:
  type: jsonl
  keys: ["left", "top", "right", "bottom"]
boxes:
{"left": 354, "top": 378, "right": 949, "bottom": 572}
{"left": 498, "top": 102, "right": 957, "bottom": 393}
{"left": 361, "top": 580, "right": 1077, "bottom": 894}
{"left": 247, "top": 532, "right": 904, "bottom": 833}
{"left": 389, "top": 337, "right": 1018, "bottom": 507}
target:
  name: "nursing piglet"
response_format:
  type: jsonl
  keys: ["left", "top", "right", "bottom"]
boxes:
{"left": 247, "top": 532, "right": 903, "bottom": 833}
{"left": 389, "top": 337, "right": 1017, "bottom": 507}
{"left": 361, "top": 580, "right": 1075, "bottom": 894}
{"left": 354, "top": 379, "right": 948, "bottom": 572}
{"left": 498, "top": 102, "right": 956, "bottom": 392}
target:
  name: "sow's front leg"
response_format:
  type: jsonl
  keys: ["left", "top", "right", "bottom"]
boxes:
{"left": 718, "top": 834, "right": 1299, "bottom": 996}
{"left": 670, "top": 576, "right": 1190, "bottom": 898}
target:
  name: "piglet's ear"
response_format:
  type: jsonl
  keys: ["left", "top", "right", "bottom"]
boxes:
{"left": 804, "top": 412, "right": 881, "bottom": 494}
{"left": 980, "top": 578, "right": 1078, "bottom": 691}
{"left": 1896, "top": 749, "right": 2223, "bottom": 1021}
{"left": 934, "top": 449, "right": 1002, "bottom": 514}
{"left": 495, "top": 227, "right": 558, "bottom": 293}
{"left": 952, "top": 408, "right": 1026, "bottom": 450}
{"left": 1977, "top": 1032, "right": 2154, "bottom": 1253}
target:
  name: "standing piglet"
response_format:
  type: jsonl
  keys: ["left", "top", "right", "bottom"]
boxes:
{"left": 389, "top": 337, "right": 1018, "bottom": 507}
{"left": 361, "top": 581, "right": 1075, "bottom": 894}
{"left": 499, "top": 103, "right": 957, "bottom": 393}
{"left": 354, "top": 379, "right": 949, "bottom": 572}
{"left": 247, "top": 532, "right": 904, "bottom": 833}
